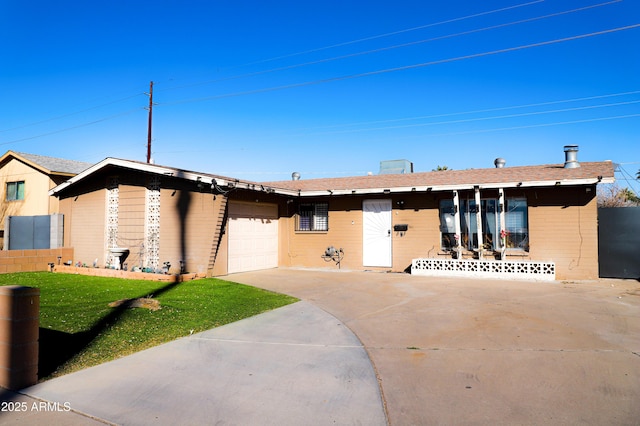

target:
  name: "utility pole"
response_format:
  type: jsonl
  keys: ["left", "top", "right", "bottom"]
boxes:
{"left": 146, "top": 81, "right": 154, "bottom": 163}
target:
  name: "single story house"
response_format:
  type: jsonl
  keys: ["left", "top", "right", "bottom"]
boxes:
{"left": 49, "top": 146, "right": 615, "bottom": 281}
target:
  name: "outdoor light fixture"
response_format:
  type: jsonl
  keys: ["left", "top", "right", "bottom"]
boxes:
{"left": 383, "top": 189, "right": 391, "bottom": 194}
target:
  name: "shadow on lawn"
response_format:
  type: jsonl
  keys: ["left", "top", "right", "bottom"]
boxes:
{"left": 38, "top": 181, "right": 197, "bottom": 380}
{"left": 39, "top": 279, "right": 182, "bottom": 379}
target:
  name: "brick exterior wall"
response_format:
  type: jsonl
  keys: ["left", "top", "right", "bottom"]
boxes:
{"left": 53, "top": 165, "right": 603, "bottom": 281}
{"left": 528, "top": 186, "right": 599, "bottom": 280}
{"left": 277, "top": 186, "right": 599, "bottom": 280}
{"left": 0, "top": 248, "right": 74, "bottom": 273}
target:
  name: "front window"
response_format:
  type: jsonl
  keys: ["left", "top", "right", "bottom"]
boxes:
{"left": 504, "top": 198, "right": 529, "bottom": 250}
{"left": 440, "top": 195, "right": 528, "bottom": 252}
{"left": 439, "top": 199, "right": 456, "bottom": 249}
{"left": 296, "top": 203, "right": 328, "bottom": 231}
{"left": 6, "top": 181, "right": 25, "bottom": 201}
{"left": 460, "top": 199, "right": 478, "bottom": 250}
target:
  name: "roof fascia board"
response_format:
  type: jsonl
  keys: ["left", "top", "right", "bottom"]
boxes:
{"left": 49, "top": 157, "right": 614, "bottom": 197}
{"left": 233, "top": 181, "right": 299, "bottom": 197}
{"left": 49, "top": 159, "right": 108, "bottom": 195}
{"left": 49, "top": 158, "right": 228, "bottom": 196}
{"left": 3, "top": 151, "right": 51, "bottom": 175}
{"left": 289, "top": 177, "right": 612, "bottom": 197}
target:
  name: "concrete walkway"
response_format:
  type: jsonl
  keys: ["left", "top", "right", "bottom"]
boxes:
{"left": 3, "top": 268, "right": 640, "bottom": 425}
{"left": 7, "top": 301, "right": 386, "bottom": 425}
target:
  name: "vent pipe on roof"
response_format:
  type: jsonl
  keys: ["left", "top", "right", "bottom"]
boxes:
{"left": 563, "top": 145, "right": 580, "bottom": 168}
{"left": 494, "top": 158, "right": 506, "bottom": 168}
{"left": 292, "top": 172, "right": 301, "bottom": 181}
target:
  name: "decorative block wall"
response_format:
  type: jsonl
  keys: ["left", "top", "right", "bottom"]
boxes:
{"left": 411, "top": 258, "right": 555, "bottom": 281}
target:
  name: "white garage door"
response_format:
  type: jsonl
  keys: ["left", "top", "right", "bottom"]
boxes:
{"left": 228, "top": 201, "right": 279, "bottom": 274}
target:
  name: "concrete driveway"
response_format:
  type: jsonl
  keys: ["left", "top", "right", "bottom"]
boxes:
{"left": 226, "top": 268, "right": 640, "bottom": 426}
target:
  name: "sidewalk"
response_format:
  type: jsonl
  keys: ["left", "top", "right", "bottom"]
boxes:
{"left": 4, "top": 301, "right": 387, "bottom": 425}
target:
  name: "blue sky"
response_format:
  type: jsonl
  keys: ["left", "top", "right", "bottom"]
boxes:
{"left": 1, "top": 0, "right": 639, "bottom": 190}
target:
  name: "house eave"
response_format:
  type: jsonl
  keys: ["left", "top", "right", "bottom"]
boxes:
{"left": 49, "top": 158, "right": 228, "bottom": 196}
{"left": 279, "top": 177, "right": 613, "bottom": 197}
{"left": 49, "top": 157, "right": 614, "bottom": 198}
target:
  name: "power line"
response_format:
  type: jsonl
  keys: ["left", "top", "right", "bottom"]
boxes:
{"left": 159, "top": 0, "right": 547, "bottom": 92}
{"left": 159, "top": 0, "right": 620, "bottom": 93}
{"left": 289, "top": 99, "right": 640, "bottom": 136}
{"left": 4, "top": 2, "right": 623, "bottom": 145}
{"left": 615, "top": 164, "right": 640, "bottom": 194}
{"left": 4, "top": 3, "right": 633, "bottom": 149}
{"left": 295, "top": 90, "right": 640, "bottom": 131}
{"left": 0, "top": 93, "right": 145, "bottom": 134}
{"left": 402, "top": 113, "right": 640, "bottom": 138}
{"left": 162, "top": 23, "right": 640, "bottom": 106}
{"left": 0, "top": 108, "right": 143, "bottom": 146}
{"left": 243, "top": 0, "right": 545, "bottom": 66}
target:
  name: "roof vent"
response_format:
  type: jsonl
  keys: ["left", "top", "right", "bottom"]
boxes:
{"left": 291, "top": 172, "right": 301, "bottom": 181}
{"left": 494, "top": 158, "right": 506, "bottom": 168}
{"left": 563, "top": 145, "right": 580, "bottom": 169}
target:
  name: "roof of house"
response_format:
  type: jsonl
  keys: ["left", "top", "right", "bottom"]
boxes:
{"left": 50, "top": 157, "right": 615, "bottom": 198}
{"left": 0, "top": 151, "right": 93, "bottom": 176}
{"left": 260, "top": 161, "right": 616, "bottom": 196}
{"left": 50, "top": 157, "right": 243, "bottom": 196}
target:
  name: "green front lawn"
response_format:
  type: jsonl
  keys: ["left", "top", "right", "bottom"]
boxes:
{"left": 0, "top": 272, "right": 297, "bottom": 380}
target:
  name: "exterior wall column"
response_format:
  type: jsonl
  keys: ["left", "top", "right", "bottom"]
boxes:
{"left": 144, "top": 176, "right": 161, "bottom": 271}
{"left": 474, "top": 186, "right": 483, "bottom": 256}
{"left": 498, "top": 188, "right": 506, "bottom": 257}
{"left": 453, "top": 190, "right": 461, "bottom": 256}
{"left": 105, "top": 176, "right": 119, "bottom": 267}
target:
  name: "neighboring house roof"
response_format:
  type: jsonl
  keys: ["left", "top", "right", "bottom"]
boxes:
{"left": 50, "top": 156, "right": 615, "bottom": 199}
{"left": 0, "top": 151, "right": 93, "bottom": 176}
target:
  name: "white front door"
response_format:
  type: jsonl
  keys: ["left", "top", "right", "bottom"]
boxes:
{"left": 363, "top": 199, "right": 392, "bottom": 267}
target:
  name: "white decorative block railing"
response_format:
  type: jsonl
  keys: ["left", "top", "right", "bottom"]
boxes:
{"left": 411, "top": 258, "right": 555, "bottom": 281}
{"left": 105, "top": 177, "right": 119, "bottom": 267}
{"left": 145, "top": 176, "right": 161, "bottom": 270}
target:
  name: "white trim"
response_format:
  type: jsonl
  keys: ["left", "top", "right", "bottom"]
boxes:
{"left": 273, "top": 177, "right": 613, "bottom": 198}
{"left": 49, "top": 158, "right": 227, "bottom": 195}
{"left": 474, "top": 187, "right": 482, "bottom": 253}
{"left": 49, "top": 157, "right": 615, "bottom": 198}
